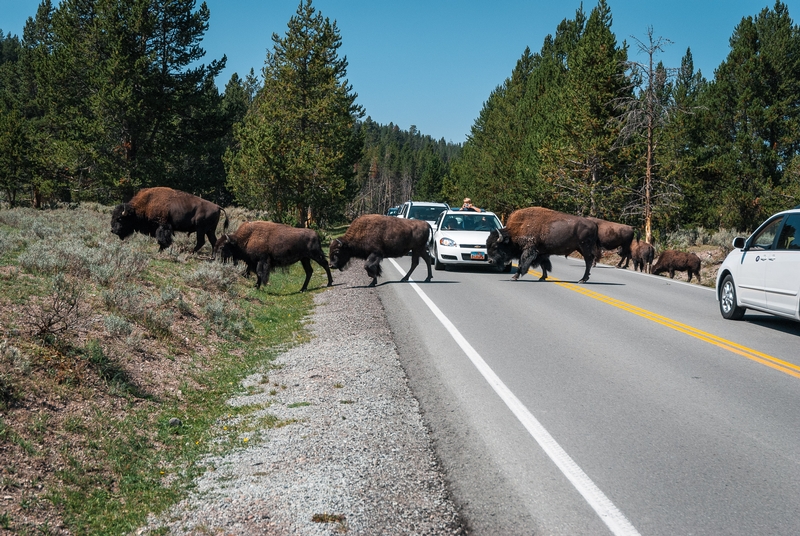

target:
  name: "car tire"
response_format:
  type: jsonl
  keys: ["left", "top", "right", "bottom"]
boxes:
{"left": 433, "top": 247, "right": 445, "bottom": 271}
{"left": 719, "top": 274, "right": 746, "bottom": 320}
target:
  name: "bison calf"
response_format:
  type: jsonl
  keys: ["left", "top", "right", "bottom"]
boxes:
{"left": 486, "top": 207, "right": 598, "bottom": 283}
{"left": 329, "top": 214, "right": 432, "bottom": 287}
{"left": 111, "top": 186, "right": 228, "bottom": 253}
{"left": 215, "top": 221, "right": 333, "bottom": 292}
{"left": 652, "top": 249, "right": 702, "bottom": 283}
{"left": 630, "top": 239, "right": 655, "bottom": 273}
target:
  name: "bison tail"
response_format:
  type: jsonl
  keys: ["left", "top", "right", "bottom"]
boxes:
{"left": 221, "top": 208, "right": 230, "bottom": 230}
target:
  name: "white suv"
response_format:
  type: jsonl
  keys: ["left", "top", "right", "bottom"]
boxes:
{"left": 396, "top": 201, "right": 449, "bottom": 228}
{"left": 716, "top": 206, "right": 800, "bottom": 322}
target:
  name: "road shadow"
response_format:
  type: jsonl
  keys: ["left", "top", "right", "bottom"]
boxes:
{"left": 741, "top": 315, "right": 800, "bottom": 336}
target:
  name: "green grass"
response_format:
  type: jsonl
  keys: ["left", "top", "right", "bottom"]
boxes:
{"left": 0, "top": 204, "right": 330, "bottom": 534}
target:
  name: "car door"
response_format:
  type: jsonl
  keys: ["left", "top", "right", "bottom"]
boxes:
{"left": 765, "top": 213, "right": 800, "bottom": 317}
{"left": 736, "top": 216, "right": 783, "bottom": 308}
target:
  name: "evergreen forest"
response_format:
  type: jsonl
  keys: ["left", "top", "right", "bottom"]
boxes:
{"left": 1, "top": 0, "right": 799, "bottom": 235}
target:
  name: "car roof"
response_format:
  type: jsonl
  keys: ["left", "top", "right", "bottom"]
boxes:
{"left": 405, "top": 200, "right": 448, "bottom": 206}
{"left": 441, "top": 208, "right": 498, "bottom": 216}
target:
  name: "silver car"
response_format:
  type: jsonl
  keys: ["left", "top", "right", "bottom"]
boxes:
{"left": 716, "top": 207, "right": 800, "bottom": 322}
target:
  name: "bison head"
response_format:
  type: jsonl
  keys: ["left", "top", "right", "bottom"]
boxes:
{"left": 110, "top": 203, "right": 137, "bottom": 240}
{"left": 486, "top": 228, "right": 515, "bottom": 266}
{"left": 328, "top": 238, "right": 352, "bottom": 271}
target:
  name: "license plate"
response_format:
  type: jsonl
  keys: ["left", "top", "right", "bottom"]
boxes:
{"left": 470, "top": 251, "right": 485, "bottom": 260}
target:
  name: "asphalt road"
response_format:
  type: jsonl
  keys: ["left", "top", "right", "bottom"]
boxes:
{"left": 375, "top": 255, "right": 800, "bottom": 535}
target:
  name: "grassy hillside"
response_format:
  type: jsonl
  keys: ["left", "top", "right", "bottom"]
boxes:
{"left": 0, "top": 204, "right": 329, "bottom": 534}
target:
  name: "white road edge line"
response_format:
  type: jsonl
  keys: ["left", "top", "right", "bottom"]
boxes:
{"left": 388, "top": 259, "right": 641, "bottom": 536}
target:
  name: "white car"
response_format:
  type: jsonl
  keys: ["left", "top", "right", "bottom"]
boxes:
{"left": 716, "top": 206, "right": 800, "bottom": 322}
{"left": 430, "top": 209, "right": 511, "bottom": 271}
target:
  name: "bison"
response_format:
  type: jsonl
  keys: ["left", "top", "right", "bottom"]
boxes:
{"left": 328, "top": 214, "right": 432, "bottom": 287}
{"left": 652, "top": 249, "right": 702, "bottom": 282}
{"left": 214, "top": 221, "right": 333, "bottom": 292}
{"left": 111, "top": 187, "right": 228, "bottom": 253}
{"left": 630, "top": 238, "right": 655, "bottom": 273}
{"left": 587, "top": 217, "right": 634, "bottom": 268}
{"left": 486, "top": 207, "right": 599, "bottom": 283}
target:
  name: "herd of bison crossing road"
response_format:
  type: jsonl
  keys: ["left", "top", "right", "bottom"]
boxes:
{"left": 109, "top": 186, "right": 702, "bottom": 291}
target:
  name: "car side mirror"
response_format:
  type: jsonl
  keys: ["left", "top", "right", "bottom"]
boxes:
{"left": 732, "top": 237, "right": 746, "bottom": 249}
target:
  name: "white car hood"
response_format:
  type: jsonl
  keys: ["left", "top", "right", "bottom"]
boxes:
{"left": 437, "top": 230, "right": 492, "bottom": 246}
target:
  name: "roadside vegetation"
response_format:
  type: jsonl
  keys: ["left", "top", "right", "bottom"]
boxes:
{"left": 0, "top": 204, "right": 330, "bottom": 534}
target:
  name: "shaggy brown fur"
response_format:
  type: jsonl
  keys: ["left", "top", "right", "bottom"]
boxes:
{"left": 329, "top": 214, "right": 432, "bottom": 287}
{"left": 486, "top": 207, "right": 599, "bottom": 283}
{"left": 110, "top": 187, "right": 228, "bottom": 252}
{"left": 214, "top": 221, "right": 333, "bottom": 292}
{"left": 652, "top": 249, "right": 702, "bottom": 282}
{"left": 587, "top": 217, "right": 634, "bottom": 268}
{"left": 630, "top": 238, "right": 655, "bottom": 273}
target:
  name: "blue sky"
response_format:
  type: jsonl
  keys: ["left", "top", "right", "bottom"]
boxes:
{"left": 1, "top": 0, "right": 794, "bottom": 144}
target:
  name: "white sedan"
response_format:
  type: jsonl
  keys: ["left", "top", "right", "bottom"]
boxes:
{"left": 430, "top": 209, "right": 511, "bottom": 272}
{"left": 716, "top": 206, "right": 800, "bottom": 322}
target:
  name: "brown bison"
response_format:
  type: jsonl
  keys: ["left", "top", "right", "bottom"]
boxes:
{"left": 630, "top": 238, "right": 655, "bottom": 273}
{"left": 111, "top": 187, "right": 228, "bottom": 252}
{"left": 486, "top": 207, "right": 599, "bottom": 283}
{"left": 587, "top": 217, "right": 634, "bottom": 268}
{"left": 214, "top": 221, "right": 333, "bottom": 292}
{"left": 329, "top": 214, "right": 432, "bottom": 287}
{"left": 652, "top": 250, "right": 702, "bottom": 282}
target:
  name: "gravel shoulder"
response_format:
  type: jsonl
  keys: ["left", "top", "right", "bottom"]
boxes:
{"left": 139, "top": 266, "right": 464, "bottom": 535}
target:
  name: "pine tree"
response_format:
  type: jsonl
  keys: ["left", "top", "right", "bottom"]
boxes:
{"left": 225, "top": 0, "right": 364, "bottom": 226}
{"left": 541, "top": 0, "right": 630, "bottom": 218}
{"left": 704, "top": 1, "right": 800, "bottom": 229}
{"left": 656, "top": 49, "right": 712, "bottom": 229}
{"left": 18, "top": 0, "right": 226, "bottom": 204}
{"left": 448, "top": 47, "right": 535, "bottom": 218}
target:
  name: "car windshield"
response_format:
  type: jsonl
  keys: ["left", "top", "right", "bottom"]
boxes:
{"left": 440, "top": 214, "right": 501, "bottom": 231}
{"left": 409, "top": 206, "right": 446, "bottom": 221}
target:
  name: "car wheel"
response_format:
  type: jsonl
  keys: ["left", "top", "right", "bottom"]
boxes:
{"left": 433, "top": 246, "right": 445, "bottom": 271}
{"left": 719, "top": 274, "right": 746, "bottom": 320}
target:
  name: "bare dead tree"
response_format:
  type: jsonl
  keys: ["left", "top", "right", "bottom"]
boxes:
{"left": 613, "top": 27, "right": 681, "bottom": 243}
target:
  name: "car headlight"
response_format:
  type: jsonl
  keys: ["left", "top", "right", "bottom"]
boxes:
{"left": 438, "top": 237, "right": 456, "bottom": 247}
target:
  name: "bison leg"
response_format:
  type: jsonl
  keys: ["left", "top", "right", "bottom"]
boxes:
{"left": 193, "top": 230, "right": 206, "bottom": 253}
{"left": 255, "top": 259, "right": 271, "bottom": 289}
{"left": 669, "top": 268, "right": 675, "bottom": 279}
{"left": 405, "top": 248, "right": 432, "bottom": 283}
{"left": 616, "top": 245, "right": 632, "bottom": 269}
{"left": 364, "top": 252, "right": 383, "bottom": 287}
{"left": 311, "top": 251, "right": 334, "bottom": 287}
{"left": 513, "top": 247, "right": 539, "bottom": 280}
{"left": 539, "top": 256, "right": 553, "bottom": 280}
{"left": 578, "top": 255, "right": 592, "bottom": 283}
{"left": 156, "top": 224, "right": 173, "bottom": 251}
{"left": 299, "top": 258, "right": 313, "bottom": 292}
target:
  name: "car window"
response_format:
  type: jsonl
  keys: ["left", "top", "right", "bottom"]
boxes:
{"left": 777, "top": 214, "right": 800, "bottom": 250}
{"left": 749, "top": 217, "right": 782, "bottom": 250}
{"left": 409, "top": 206, "right": 445, "bottom": 221}
{"left": 441, "top": 215, "right": 462, "bottom": 230}
{"left": 462, "top": 214, "right": 502, "bottom": 231}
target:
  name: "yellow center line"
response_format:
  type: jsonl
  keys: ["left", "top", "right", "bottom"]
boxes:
{"left": 525, "top": 268, "right": 800, "bottom": 379}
